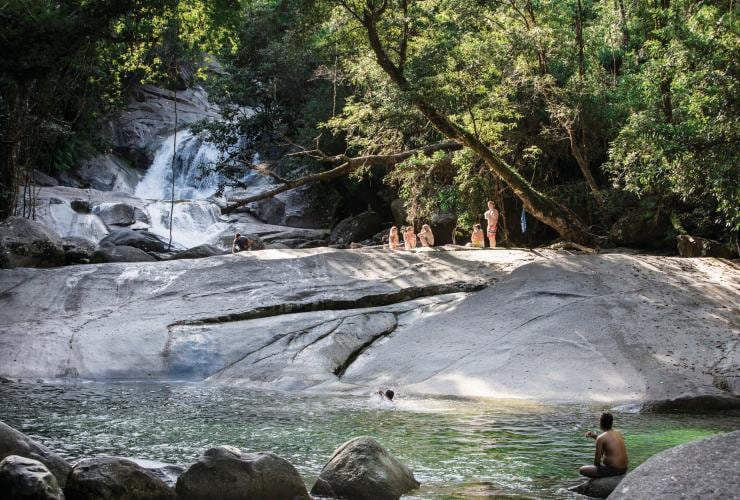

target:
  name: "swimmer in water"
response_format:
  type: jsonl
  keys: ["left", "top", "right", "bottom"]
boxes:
{"left": 377, "top": 389, "right": 395, "bottom": 401}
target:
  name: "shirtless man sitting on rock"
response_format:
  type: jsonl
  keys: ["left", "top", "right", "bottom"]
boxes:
{"left": 580, "top": 412, "right": 628, "bottom": 478}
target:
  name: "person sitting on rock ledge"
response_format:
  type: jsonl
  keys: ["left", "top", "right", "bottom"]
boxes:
{"left": 388, "top": 226, "right": 401, "bottom": 250}
{"left": 470, "top": 223, "right": 484, "bottom": 248}
{"left": 403, "top": 226, "right": 417, "bottom": 250}
{"left": 579, "top": 412, "right": 628, "bottom": 478}
{"left": 417, "top": 224, "right": 434, "bottom": 247}
{"left": 232, "top": 233, "right": 252, "bottom": 253}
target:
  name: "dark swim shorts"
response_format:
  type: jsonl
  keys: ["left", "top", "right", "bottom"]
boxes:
{"left": 597, "top": 463, "right": 627, "bottom": 477}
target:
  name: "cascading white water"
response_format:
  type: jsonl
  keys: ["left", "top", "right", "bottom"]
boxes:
{"left": 145, "top": 199, "right": 231, "bottom": 249}
{"left": 135, "top": 130, "right": 222, "bottom": 200}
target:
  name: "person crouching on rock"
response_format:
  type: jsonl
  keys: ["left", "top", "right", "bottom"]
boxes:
{"left": 232, "top": 233, "right": 252, "bottom": 253}
{"left": 388, "top": 226, "right": 401, "bottom": 250}
{"left": 417, "top": 224, "right": 434, "bottom": 247}
{"left": 471, "top": 224, "right": 484, "bottom": 248}
{"left": 579, "top": 412, "right": 628, "bottom": 478}
{"left": 403, "top": 226, "right": 417, "bottom": 250}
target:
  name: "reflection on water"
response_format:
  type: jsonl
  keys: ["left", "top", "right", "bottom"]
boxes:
{"left": 0, "top": 382, "right": 737, "bottom": 499}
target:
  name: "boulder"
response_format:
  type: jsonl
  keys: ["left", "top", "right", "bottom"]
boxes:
{"left": 73, "top": 154, "right": 141, "bottom": 193}
{"left": 390, "top": 198, "right": 409, "bottom": 227}
{"left": 0, "top": 422, "right": 71, "bottom": 488}
{"left": 70, "top": 200, "right": 91, "bottom": 214}
{"left": 429, "top": 212, "right": 457, "bottom": 246}
{"left": 609, "top": 209, "right": 671, "bottom": 249}
{"left": 281, "top": 183, "right": 340, "bottom": 229}
{"left": 175, "top": 445, "right": 309, "bottom": 500}
{"left": 169, "top": 244, "right": 225, "bottom": 260}
{"left": 31, "top": 170, "right": 60, "bottom": 187}
{"left": 570, "top": 475, "right": 624, "bottom": 498}
{"left": 0, "top": 455, "right": 64, "bottom": 500}
{"left": 91, "top": 203, "right": 137, "bottom": 227}
{"left": 248, "top": 197, "right": 286, "bottom": 226}
{"left": 329, "top": 211, "right": 381, "bottom": 246}
{"left": 310, "top": 436, "right": 420, "bottom": 500}
{"left": 62, "top": 237, "right": 97, "bottom": 265}
{"left": 608, "top": 430, "right": 740, "bottom": 499}
{"left": 65, "top": 456, "right": 175, "bottom": 500}
{"left": 676, "top": 234, "right": 736, "bottom": 258}
{"left": 98, "top": 229, "right": 166, "bottom": 252}
{"left": 91, "top": 246, "right": 157, "bottom": 263}
{"left": 0, "top": 217, "right": 65, "bottom": 268}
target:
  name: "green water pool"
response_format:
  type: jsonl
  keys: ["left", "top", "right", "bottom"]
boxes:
{"left": 0, "top": 382, "right": 737, "bottom": 498}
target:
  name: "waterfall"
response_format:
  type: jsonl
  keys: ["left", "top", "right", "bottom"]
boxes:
{"left": 135, "top": 130, "right": 222, "bottom": 200}
{"left": 144, "top": 199, "right": 230, "bottom": 250}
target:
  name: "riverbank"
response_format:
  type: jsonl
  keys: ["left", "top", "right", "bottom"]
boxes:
{"left": 0, "top": 247, "right": 737, "bottom": 409}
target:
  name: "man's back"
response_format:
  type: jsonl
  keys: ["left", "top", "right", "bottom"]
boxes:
{"left": 598, "top": 430, "right": 628, "bottom": 470}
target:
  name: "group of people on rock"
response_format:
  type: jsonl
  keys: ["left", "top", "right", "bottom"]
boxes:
{"left": 388, "top": 200, "right": 500, "bottom": 250}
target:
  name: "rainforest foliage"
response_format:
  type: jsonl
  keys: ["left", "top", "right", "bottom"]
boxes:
{"left": 1, "top": 0, "right": 737, "bottom": 245}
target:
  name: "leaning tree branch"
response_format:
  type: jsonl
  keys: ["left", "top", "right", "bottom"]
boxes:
{"left": 221, "top": 141, "right": 462, "bottom": 214}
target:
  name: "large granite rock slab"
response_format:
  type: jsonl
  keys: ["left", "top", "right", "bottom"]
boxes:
{"left": 608, "top": 431, "right": 740, "bottom": 499}
{"left": 311, "top": 436, "right": 420, "bottom": 500}
{"left": 0, "top": 217, "right": 65, "bottom": 269}
{"left": 66, "top": 456, "right": 175, "bottom": 500}
{"left": 175, "top": 446, "right": 308, "bottom": 500}
{"left": 0, "top": 455, "right": 64, "bottom": 500}
{"left": 0, "top": 422, "right": 71, "bottom": 488}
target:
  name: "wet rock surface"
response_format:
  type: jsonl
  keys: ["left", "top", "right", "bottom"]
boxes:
{"left": 608, "top": 431, "right": 740, "bottom": 500}
{"left": 570, "top": 475, "right": 624, "bottom": 498}
{"left": 0, "top": 217, "right": 65, "bottom": 269}
{"left": 175, "top": 446, "right": 308, "bottom": 500}
{"left": 66, "top": 456, "right": 175, "bottom": 500}
{"left": 0, "top": 455, "right": 64, "bottom": 500}
{"left": 0, "top": 422, "right": 71, "bottom": 488}
{"left": 311, "top": 436, "right": 420, "bottom": 500}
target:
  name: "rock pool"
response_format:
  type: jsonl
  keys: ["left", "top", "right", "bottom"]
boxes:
{"left": 0, "top": 382, "right": 737, "bottom": 499}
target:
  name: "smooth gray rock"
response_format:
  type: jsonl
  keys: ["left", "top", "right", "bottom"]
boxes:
{"left": 91, "top": 245, "right": 157, "bottom": 263}
{"left": 608, "top": 431, "right": 740, "bottom": 499}
{"left": 281, "top": 183, "right": 340, "bottom": 229}
{"left": 66, "top": 456, "right": 175, "bottom": 500}
{"left": 390, "top": 198, "right": 408, "bottom": 227}
{"left": 429, "top": 212, "right": 457, "bottom": 246}
{"left": 0, "top": 455, "right": 64, "bottom": 500}
{"left": 62, "top": 237, "right": 97, "bottom": 265}
{"left": 0, "top": 217, "right": 65, "bottom": 268}
{"left": 0, "top": 249, "right": 737, "bottom": 405}
{"left": 91, "top": 203, "right": 137, "bottom": 227}
{"left": 168, "top": 244, "right": 225, "bottom": 260}
{"left": 0, "top": 422, "right": 71, "bottom": 488}
{"left": 311, "top": 436, "right": 420, "bottom": 500}
{"left": 175, "top": 446, "right": 309, "bottom": 500}
{"left": 99, "top": 229, "right": 166, "bottom": 252}
{"left": 329, "top": 211, "right": 381, "bottom": 246}
{"left": 676, "top": 234, "right": 735, "bottom": 258}
{"left": 71, "top": 155, "right": 141, "bottom": 193}
{"left": 570, "top": 475, "right": 624, "bottom": 498}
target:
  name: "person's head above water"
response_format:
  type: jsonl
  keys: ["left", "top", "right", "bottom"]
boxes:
{"left": 599, "top": 412, "right": 613, "bottom": 430}
{"left": 385, "top": 389, "right": 394, "bottom": 400}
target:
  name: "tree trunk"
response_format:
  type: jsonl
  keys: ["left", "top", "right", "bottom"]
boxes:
{"left": 359, "top": 5, "right": 594, "bottom": 244}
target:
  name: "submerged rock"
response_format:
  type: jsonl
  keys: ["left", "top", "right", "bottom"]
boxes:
{"left": 0, "top": 455, "right": 64, "bottom": 500}
{"left": 609, "top": 431, "right": 740, "bottom": 499}
{"left": 310, "top": 436, "right": 420, "bottom": 500}
{"left": 98, "top": 229, "right": 166, "bottom": 253}
{"left": 0, "top": 422, "right": 71, "bottom": 488}
{"left": 91, "top": 245, "right": 157, "bottom": 263}
{"left": 570, "top": 475, "right": 624, "bottom": 498}
{"left": 66, "top": 456, "right": 175, "bottom": 500}
{"left": 175, "top": 446, "right": 309, "bottom": 500}
{"left": 0, "top": 217, "right": 65, "bottom": 269}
